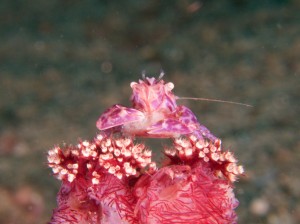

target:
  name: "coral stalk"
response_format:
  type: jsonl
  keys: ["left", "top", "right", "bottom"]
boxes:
{"left": 48, "top": 134, "right": 243, "bottom": 223}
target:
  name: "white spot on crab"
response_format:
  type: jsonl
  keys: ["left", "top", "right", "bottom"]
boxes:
{"left": 130, "top": 82, "right": 138, "bottom": 88}
{"left": 165, "top": 82, "right": 174, "bottom": 91}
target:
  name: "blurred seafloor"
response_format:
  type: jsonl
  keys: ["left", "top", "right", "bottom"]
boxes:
{"left": 0, "top": 0, "right": 299, "bottom": 223}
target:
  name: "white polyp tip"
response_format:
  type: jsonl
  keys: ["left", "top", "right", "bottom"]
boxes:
{"left": 116, "top": 173, "right": 123, "bottom": 179}
{"left": 92, "top": 178, "right": 100, "bottom": 185}
{"left": 68, "top": 174, "right": 76, "bottom": 182}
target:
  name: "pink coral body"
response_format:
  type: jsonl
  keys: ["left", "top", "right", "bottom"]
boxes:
{"left": 48, "top": 134, "right": 243, "bottom": 223}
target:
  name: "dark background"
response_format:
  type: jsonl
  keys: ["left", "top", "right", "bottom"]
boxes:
{"left": 0, "top": 0, "right": 299, "bottom": 223}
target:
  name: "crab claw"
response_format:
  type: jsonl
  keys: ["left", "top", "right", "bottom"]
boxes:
{"left": 146, "top": 106, "right": 199, "bottom": 138}
{"left": 96, "top": 105, "right": 145, "bottom": 130}
{"left": 147, "top": 119, "right": 192, "bottom": 138}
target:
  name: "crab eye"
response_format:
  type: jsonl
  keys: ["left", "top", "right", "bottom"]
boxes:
{"left": 165, "top": 82, "right": 174, "bottom": 91}
{"left": 130, "top": 82, "right": 138, "bottom": 88}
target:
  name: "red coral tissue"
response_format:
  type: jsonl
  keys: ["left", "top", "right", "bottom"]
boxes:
{"left": 48, "top": 134, "right": 242, "bottom": 224}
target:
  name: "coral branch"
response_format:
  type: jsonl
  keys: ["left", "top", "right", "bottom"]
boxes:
{"left": 164, "top": 135, "right": 244, "bottom": 182}
{"left": 48, "top": 134, "right": 155, "bottom": 223}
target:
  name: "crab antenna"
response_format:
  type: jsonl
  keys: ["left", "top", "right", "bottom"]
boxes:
{"left": 158, "top": 70, "right": 165, "bottom": 80}
{"left": 141, "top": 70, "right": 146, "bottom": 80}
{"left": 178, "top": 97, "right": 253, "bottom": 107}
